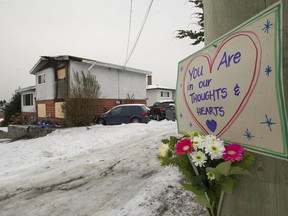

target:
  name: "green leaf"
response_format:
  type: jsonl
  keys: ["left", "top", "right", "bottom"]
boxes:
{"left": 180, "top": 182, "right": 205, "bottom": 196}
{"left": 196, "top": 194, "right": 210, "bottom": 207}
{"left": 192, "top": 174, "right": 205, "bottom": 187}
{"left": 216, "top": 162, "right": 232, "bottom": 176}
{"left": 229, "top": 166, "right": 252, "bottom": 175}
{"left": 170, "top": 136, "right": 178, "bottom": 146}
{"left": 220, "top": 177, "right": 235, "bottom": 193}
{"left": 161, "top": 139, "right": 170, "bottom": 144}
{"left": 233, "top": 152, "right": 255, "bottom": 169}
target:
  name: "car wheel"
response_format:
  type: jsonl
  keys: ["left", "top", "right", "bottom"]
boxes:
{"left": 131, "top": 118, "right": 140, "bottom": 123}
{"left": 97, "top": 118, "right": 106, "bottom": 125}
{"left": 156, "top": 114, "right": 161, "bottom": 121}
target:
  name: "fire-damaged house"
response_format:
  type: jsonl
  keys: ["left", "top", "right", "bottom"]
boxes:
{"left": 23, "top": 55, "right": 151, "bottom": 124}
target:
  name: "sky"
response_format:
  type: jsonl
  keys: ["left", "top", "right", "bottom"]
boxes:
{"left": 0, "top": 0, "right": 203, "bottom": 101}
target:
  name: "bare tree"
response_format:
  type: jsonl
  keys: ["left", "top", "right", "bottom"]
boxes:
{"left": 62, "top": 71, "right": 102, "bottom": 127}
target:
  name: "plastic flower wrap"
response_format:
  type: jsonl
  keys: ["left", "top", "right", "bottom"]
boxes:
{"left": 157, "top": 131, "right": 254, "bottom": 216}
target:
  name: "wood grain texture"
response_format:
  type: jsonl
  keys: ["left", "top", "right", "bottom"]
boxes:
{"left": 203, "top": 0, "right": 288, "bottom": 215}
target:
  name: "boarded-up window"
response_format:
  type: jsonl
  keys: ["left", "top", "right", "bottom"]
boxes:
{"left": 57, "top": 68, "right": 66, "bottom": 80}
{"left": 23, "top": 93, "right": 33, "bottom": 106}
{"left": 38, "top": 104, "right": 46, "bottom": 117}
{"left": 55, "top": 102, "right": 65, "bottom": 118}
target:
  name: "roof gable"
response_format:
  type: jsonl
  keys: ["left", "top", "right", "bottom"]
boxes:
{"left": 30, "top": 55, "right": 152, "bottom": 75}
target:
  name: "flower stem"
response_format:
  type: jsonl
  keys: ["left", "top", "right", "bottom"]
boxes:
{"left": 205, "top": 192, "right": 215, "bottom": 216}
{"left": 187, "top": 154, "right": 215, "bottom": 216}
{"left": 187, "top": 153, "right": 199, "bottom": 175}
{"left": 217, "top": 191, "right": 225, "bottom": 216}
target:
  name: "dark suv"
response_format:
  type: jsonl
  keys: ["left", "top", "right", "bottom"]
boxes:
{"left": 150, "top": 100, "right": 175, "bottom": 121}
{"left": 95, "top": 104, "right": 151, "bottom": 125}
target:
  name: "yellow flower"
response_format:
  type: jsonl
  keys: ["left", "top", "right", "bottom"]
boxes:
{"left": 159, "top": 143, "right": 169, "bottom": 157}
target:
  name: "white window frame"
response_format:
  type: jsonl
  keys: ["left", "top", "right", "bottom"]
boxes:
{"left": 37, "top": 74, "right": 45, "bottom": 84}
{"left": 161, "top": 91, "right": 169, "bottom": 97}
{"left": 23, "top": 93, "right": 33, "bottom": 106}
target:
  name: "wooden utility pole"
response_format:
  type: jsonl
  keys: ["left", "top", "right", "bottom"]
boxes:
{"left": 203, "top": 0, "right": 288, "bottom": 215}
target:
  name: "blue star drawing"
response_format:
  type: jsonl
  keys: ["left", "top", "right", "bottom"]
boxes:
{"left": 179, "top": 112, "right": 183, "bottom": 119}
{"left": 243, "top": 128, "right": 254, "bottom": 141}
{"left": 260, "top": 114, "right": 276, "bottom": 132}
{"left": 180, "top": 66, "right": 183, "bottom": 72}
{"left": 262, "top": 19, "right": 273, "bottom": 34}
{"left": 265, "top": 65, "right": 272, "bottom": 76}
{"left": 189, "top": 122, "right": 193, "bottom": 127}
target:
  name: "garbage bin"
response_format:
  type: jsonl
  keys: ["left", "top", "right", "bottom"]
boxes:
{"left": 165, "top": 108, "right": 176, "bottom": 121}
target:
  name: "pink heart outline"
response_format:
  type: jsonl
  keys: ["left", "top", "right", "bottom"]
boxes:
{"left": 182, "top": 31, "right": 262, "bottom": 137}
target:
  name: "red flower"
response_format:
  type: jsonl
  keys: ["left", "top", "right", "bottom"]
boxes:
{"left": 222, "top": 143, "right": 245, "bottom": 162}
{"left": 175, "top": 139, "right": 193, "bottom": 155}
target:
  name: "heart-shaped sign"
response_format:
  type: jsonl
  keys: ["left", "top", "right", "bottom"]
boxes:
{"left": 182, "top": 31, "right": 262, "bottom": 136}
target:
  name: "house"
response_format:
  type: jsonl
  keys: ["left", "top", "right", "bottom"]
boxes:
{"left": 146, "top": 84, "right": 176, "bottom": 107}
{"left": 15, "top": 85, "right": 37, "bottom": 122}
{"left": 29, "top": 55, "right": 152, "bottom": 123}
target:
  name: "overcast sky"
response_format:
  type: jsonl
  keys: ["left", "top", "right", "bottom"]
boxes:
{"left": 0, "top": 0, "right": 203, "bottom": 101}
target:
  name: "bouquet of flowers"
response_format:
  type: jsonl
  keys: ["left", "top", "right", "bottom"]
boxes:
{"left": 157, "top": 131, "right": 254, "bottom": 216}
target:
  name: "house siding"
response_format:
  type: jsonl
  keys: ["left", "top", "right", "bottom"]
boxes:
{"left": 147, "top": 89, "right": 159, "bottom": 106}
{"left": 146, "top": 88, "right": 174, "bottom": 106}
{"left": 69, "top": 61, "right": 146, "bottom": 99}
{"left": 36, "top": 68, "right": 56, "bottom": 100}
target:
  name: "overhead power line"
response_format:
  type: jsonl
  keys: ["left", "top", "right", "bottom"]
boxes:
{"left": 125, "top": 0, "right": 133, "bottom": 64}
{"left": 124, "top": 0, "right": 154, "bottom": 68}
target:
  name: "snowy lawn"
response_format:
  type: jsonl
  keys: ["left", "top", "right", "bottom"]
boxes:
{"left": 0, "top": 126, "right": 7, "bottom": 132}
{"left": 0, "top": 120, "right": 206, "bottom": 216}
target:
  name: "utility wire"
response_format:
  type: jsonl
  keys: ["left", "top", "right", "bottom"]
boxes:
{"left": 125, "top": 0, "right": 133, "bottom": 64}
{"left": 124, "top": 0, "right": 154, "bottom": 68}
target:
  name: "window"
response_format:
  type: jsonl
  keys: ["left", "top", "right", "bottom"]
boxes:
{"left": 122, "top": 106, "right": 132, "bottom": 114}
{"left": 38, "top": 74, "right": 45, "bottom": 84}
{"left": 110, "top": 107, "right": 122, "bottom": 116}
{"left": 57, "top": 68, "right": 66, "bottom": 80}
{"left": 23, "top": 93, "right": 33, "bottom": 106}
{"left": 161, "top": 91, "right": 169, "bottom": 97}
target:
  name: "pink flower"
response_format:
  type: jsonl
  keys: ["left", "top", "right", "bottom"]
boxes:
{"left": 175, "top": 139, "right": 193, "bottom": 155}
{"left": 222, "top": 143, "right": 245, "bottom": 162}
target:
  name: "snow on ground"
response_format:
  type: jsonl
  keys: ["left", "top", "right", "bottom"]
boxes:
{"left": 0, "top": 120, "right": 206, "bottom": 216}
{"left": 0, "top": 126, "right": 7, "bottom": 132}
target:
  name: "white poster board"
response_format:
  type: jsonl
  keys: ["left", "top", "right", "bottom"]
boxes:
{"left": 176, "top": 2, "right": 288, "bottom": 159}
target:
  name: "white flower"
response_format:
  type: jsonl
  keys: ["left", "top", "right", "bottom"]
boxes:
{"left": 203, "top": 134, "right": 218, "bottom": 145}
{"left": 204, "top": 139, "right": 225, "bottom": 159}
{"left": 207, "top": 171, "right": 216, "bottom": 180}
{"left": 192, "top": 135, "right": 206, "bottom": 150}
{"left": 159, "top": 143, "right": 169, "bottom": 157}
{"left": 191, "top": 151, "right": 207, "bottom": 167}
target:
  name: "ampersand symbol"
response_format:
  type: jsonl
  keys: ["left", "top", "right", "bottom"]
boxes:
{"left": 234, "top": 84, "right": 240, "bottom": 96}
